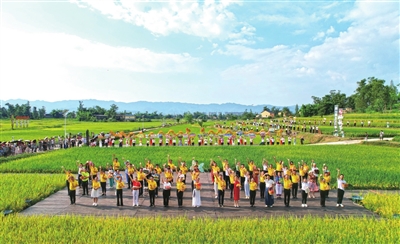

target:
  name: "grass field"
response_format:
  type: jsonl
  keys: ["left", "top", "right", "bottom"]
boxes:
{"left": 362, "top": 192, "right": 400, "bottom": 219}
{"left": 0, "top": 174, "right": 65, "bottom": 212}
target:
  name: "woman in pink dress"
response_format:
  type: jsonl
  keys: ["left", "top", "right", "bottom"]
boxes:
{"left": 308, "top": 172, "right": 319, "bottom": 198}
{"left": 233, "top": 175, "right": 241, "bottom": 208}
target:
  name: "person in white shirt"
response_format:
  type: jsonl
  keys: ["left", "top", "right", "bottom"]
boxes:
{"left": 301, "top": 177, "right": 309, "bottom": 207}
{"left": 336, "top": 169, "right": 347, "bottom": 207}
{"left": 162, "top": 178, "right": 172, "bottom": 207}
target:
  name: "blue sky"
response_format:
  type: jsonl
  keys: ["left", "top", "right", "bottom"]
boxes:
{"left": 1, "top": 0, "right": 399, "bottom": 106}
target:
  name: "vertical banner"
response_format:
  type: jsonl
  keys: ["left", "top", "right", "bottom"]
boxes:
{"left": 338, "top": 108, "right": 344, "bottom": 137}
{"left": 334, "top": 105, "right": 338, "bottom": 136}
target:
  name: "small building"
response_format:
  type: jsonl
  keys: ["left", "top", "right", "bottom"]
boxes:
{"left": 260, "top": 110, "right": 275, "bottom": 118}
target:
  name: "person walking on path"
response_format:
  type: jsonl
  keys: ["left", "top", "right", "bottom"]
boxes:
{"left": 336, "top": 169, "right": 347, "bottom": 207}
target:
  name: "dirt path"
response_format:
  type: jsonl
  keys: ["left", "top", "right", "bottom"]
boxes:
{"left": 310, "top": 137, "right": 394, "bottom": 145}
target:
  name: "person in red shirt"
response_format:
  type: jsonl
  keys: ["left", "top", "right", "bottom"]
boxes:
{"left": 130, "top": 176, "right": 141, "bottom": 207}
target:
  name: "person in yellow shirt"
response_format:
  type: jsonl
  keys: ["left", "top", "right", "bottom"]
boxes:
{"left": 126, "top": 163, "right": 135, "bottom": 189}
{"left": 192, "top": 178, "right": 202, "bottom": 207}
{"left": 267, "top": 164, "right": 275, "bottom": 180}
{"left": 180, "top": 162, "right": 188, "bottom": 175}
{"left": 291, "top": 170, "right": 300, "bottom": 199}
{"left": 155, "top": 164, "right": 162, "bottom": 175}
{"left": 145, "top": 159, "right": 154, "bottom": 171}
{"left": 249, "top": 178, "right": 258, "bottom": 207}
{"left": 112, "top": 156, "right": 120, "bottom": 171}
{"left": 80, "top": 168, "right": 90, "bottom": 196}
{"left": 68, "top": 175, "right": 79, "bottom": 205}
{"left": 298, "top": 162, "right": 305, "bottom": 184}
{"left": 176, "top": 178, "right": 186, "bottom": 208}
{"left": 288, "top": 160, "right": 296, "bottom": 171}
{"left": 164, "top": 167, "right": 173, "bottom": 183}
{"left": 61, "top": 166, "right": 72, "bottom": 196}
{"left": 319, "top": 177, "right": 330, "bottom": 207}
{"left": 274, "top": 156, "right": 283, "bottom": 173}
{"left": 167, "top": 154, "right": 177, "bottom": 172}
{"left": 191, "top": 167, "right": 200, "bottom": 192}
{"left": 229, "top": 169, "right": 236, "bottom": 199}
{"left": 218, "top": 157, "right": 229, "bottom": 187}
{"left": 144, "top": 176, "right": 158, "bottom": 207}
{"left": 116, "top": 176, "right": 125, "bottom": 206}
{"left": 90, "top": 163, "right": 98, "bottom": 181}
{"left": 239, "top": 164, "right": 247, "bottom": 190}
{"left": 136, "top": 168, "right": 146, "bottom": 197}
{"left": 99, "top": 168, "right": 108, "bottom": 196}
{"left": 91, "top": 176, "right": 101, "bottom": 206}
{"left": 210, "top": 161, "right": 220, "bottom": 198}
{"left": 215, "top": 174, "right": 226, "bottom": 207}
{"left": 323, "top": 171, "right": 331, "bottom": 198}
{"left": 248, "top": 160, "right": 255, "bottom": 178}
{"left": 301, "top": 161, "right": 310, "bottom": 180}
{"left": 283, "top": 174, "right": 292, "bottom": 207}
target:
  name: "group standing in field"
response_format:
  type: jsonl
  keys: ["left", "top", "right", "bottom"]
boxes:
{"left": 63, "top": 154, "right": 348, "bottom": 210}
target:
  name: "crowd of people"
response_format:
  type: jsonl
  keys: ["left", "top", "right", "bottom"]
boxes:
{"left": 63, "top": 154, "right": 348, "bottom": 209}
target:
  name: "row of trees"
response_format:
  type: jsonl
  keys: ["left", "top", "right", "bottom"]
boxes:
{"left": 299, "top": 77, "right": 399, "bottom": 117}
{"left": 0, "top": 102, "right": 46, "bottom": 119}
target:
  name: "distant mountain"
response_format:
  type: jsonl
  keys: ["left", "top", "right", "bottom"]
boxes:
{"left": 1, "top": 99, "right": 295, "bottom": 114}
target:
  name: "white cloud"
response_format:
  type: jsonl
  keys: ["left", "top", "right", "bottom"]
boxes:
{"left": 0, "top": 29, "right": 201, "bottom": 101}
{"left": 313, "top": 26, "right": 335, "bottom": 40}
{"left": 71, "top": 0, "right": 255, "bottom": 44}
{"left": 219, "top": 1, "right": 399, "bottom": 100}
{"left": 1, "top": 29, "right": 199, "bottom": 74}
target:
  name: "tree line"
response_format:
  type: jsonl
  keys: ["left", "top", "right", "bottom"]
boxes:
{"left": 299, "top": 77, "right": 399, "bottom": 117}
